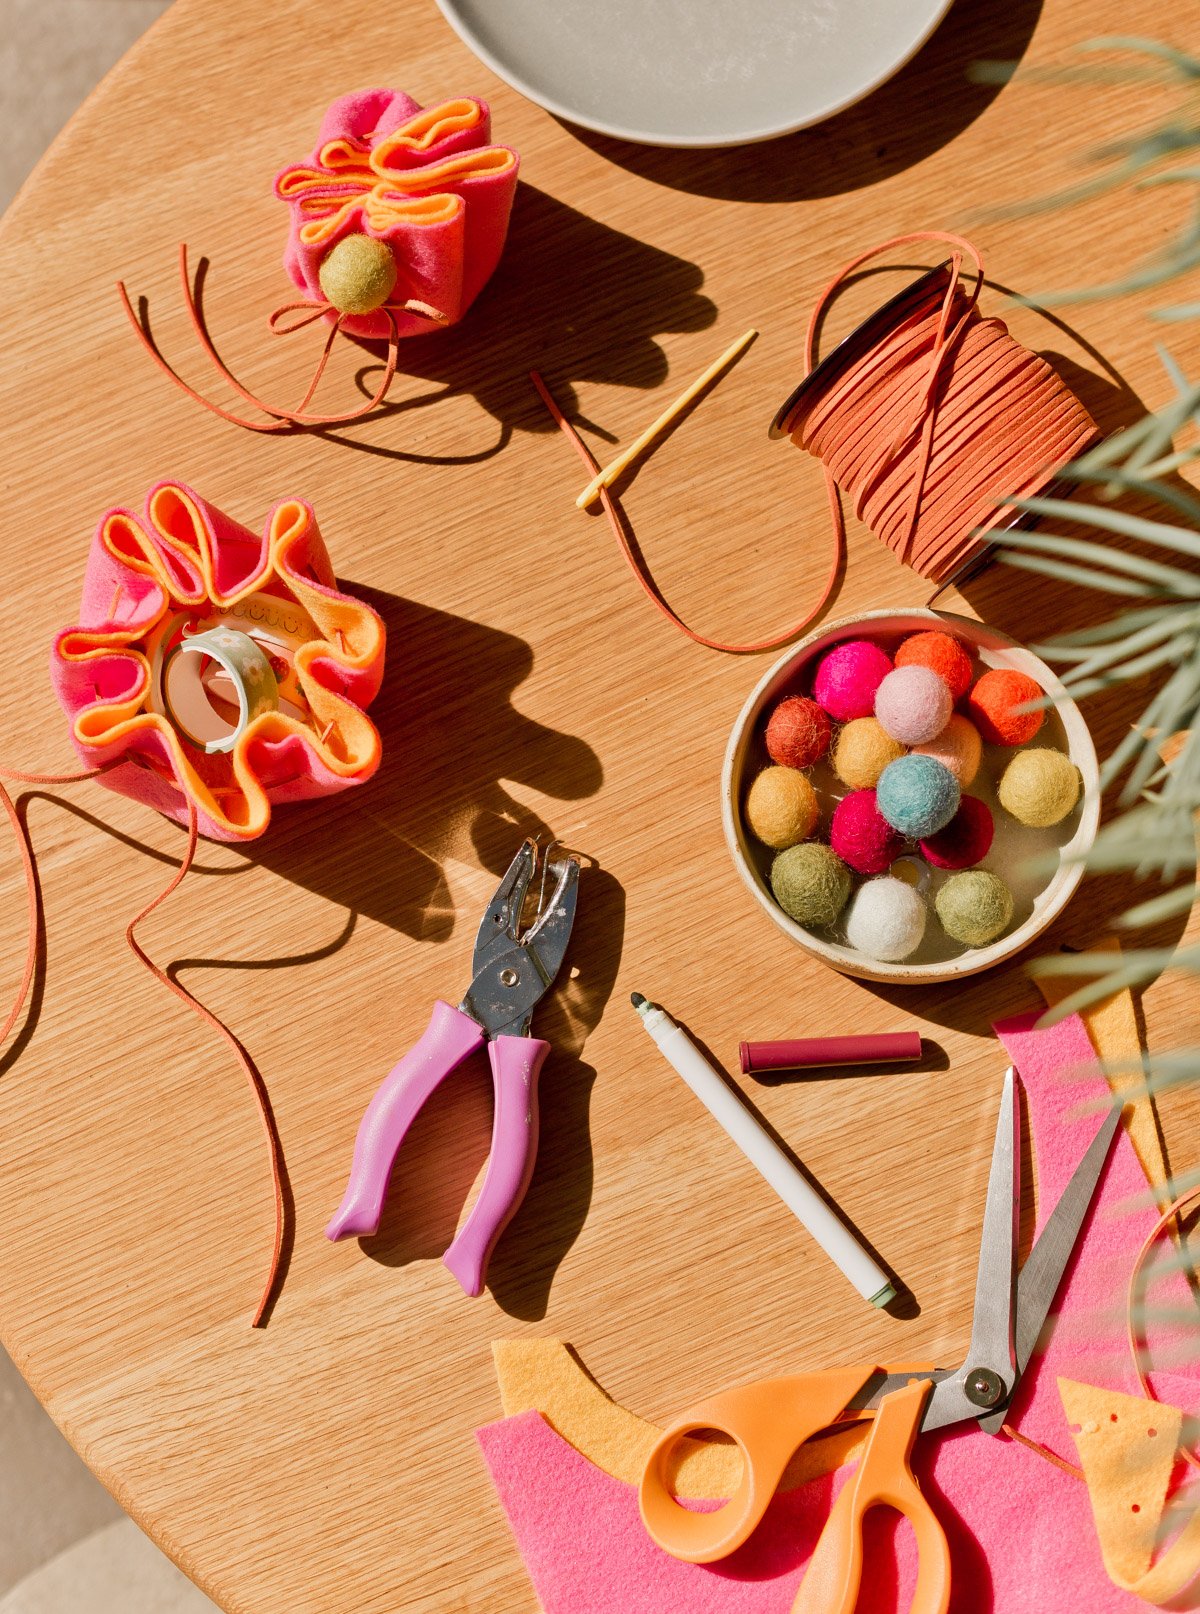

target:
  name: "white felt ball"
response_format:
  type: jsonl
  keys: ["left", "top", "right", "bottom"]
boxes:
{"left": 874, "top": 664, "right": 953, "bottom": 745}
{"left": 844, "top": 876, "right": 927, "bottom": 962}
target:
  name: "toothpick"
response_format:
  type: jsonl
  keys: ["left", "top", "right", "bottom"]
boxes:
{"left": 575, "top": 327, "right": 758, "bottom": 509}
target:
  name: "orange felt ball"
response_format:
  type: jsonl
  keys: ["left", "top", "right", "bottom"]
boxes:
{"left": 895, "top": 630, "right": 973, "bottom": 701}
{"left": 764, "top": 695, "right": 832, "bottom": 770}
{"left": 967, "top": 669, "right": 1045, "bottom": 746}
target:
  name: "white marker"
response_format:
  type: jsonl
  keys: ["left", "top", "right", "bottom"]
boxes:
{"left": 631, "top": 993, "right": 896, "bottom": 1308}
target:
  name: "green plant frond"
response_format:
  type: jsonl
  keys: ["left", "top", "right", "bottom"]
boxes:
{"left": 1061, "top": 637, "right": 1199, "bottom": 699}
{"left": 1009, "top": 496, "right": 1200, "bottom": 560}
{"left": 1053, "top": 612, "right": 1200, "bottom": 681}
{"left": 1156, "top": 299, "right": 1200, "bottom": 321}
{"left": 1077, "top": 36, "right": 1200, "bottom": 77}
{"left": 1001, "top": 552, "right": 1156, "bottom": 596}
{"left": 1034, "top": 606, "right": 1191, "bottom": 653}
{"left": 1116, "top": 882, "right": 1199, "bottom": 927}
{"left": 998, "top": 526, "right": 1200, "bottom": 594}
{"left": 1033, "top": 949, "right": 1200, "bottom": 1022}
{"left": 1119, "top": 659, "right": 1200, "bottom": 800}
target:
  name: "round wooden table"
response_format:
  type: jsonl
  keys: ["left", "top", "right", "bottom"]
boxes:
{"left": 0, "top": 0, "right": 1195, "bottom": 1608}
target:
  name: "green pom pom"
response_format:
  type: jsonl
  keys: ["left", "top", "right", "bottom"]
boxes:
{"left": 998, "top": 748, "right": 1082, "bottom": 828}
{"left": 318, "top": 234, "right": 399, "bottom": 314}
{"left": 935, "top": 869, "right": 1014, "bottom": 946}
{"left": 770, "top": 843, "right": 851, "bottom": 928}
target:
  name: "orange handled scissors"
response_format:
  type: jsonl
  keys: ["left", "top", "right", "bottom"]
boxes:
{"left": 639, "top": 1068, "right": 1121, "bottom": 1614}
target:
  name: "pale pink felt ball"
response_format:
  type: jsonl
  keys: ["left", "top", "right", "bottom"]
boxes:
{"left": 812, "top": 640, "right": 893, "bottom": 722}
{"left": 874, "top": 664, "right": 953, "bottom": 746}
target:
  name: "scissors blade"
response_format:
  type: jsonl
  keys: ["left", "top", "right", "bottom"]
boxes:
{"left": 920, "top": 1068, "right": 1021, "bottom": 1434}
{"left": 975, "top": 1096, "right": 1122, "bottom": 1433}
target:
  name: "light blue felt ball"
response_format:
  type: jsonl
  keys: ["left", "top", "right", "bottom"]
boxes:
{"left": 875, "top": 754, "right": 960, "bottom": 839}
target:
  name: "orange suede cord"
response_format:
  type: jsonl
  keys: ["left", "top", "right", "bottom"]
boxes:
{"left": 792, "top": 232, "right": 1099, "bottom": 586}
{"left": 535, "top": 233, "right": 1098, "bottom": 653}
{"left": 530, "top": 370, "right": 838, "bottom": 654}
{"left": 1128, "top": 1182, "right": 1200, "bottom": 1472}
{"left": 124, "top": 798, "right": 285, "bottom": 1328}
{"left": 1, "top": 766, "right": 284, "bottom": 1328}
{"left": 117, "top": 245, "right": 445, "bottom": 433}
{"left": 1000, "top": 1421, "right": 1085, "bottom": 1482}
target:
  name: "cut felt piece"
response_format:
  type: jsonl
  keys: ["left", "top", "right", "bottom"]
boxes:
{"left": 1060, "top": 1378, "right": 1200, "bottom": 1604}
{"left": 275, "top": 88, "right": 519, "bottom": 339}
{"left": 478, "top": 1010, "right": 1200, "bottom": 1613}
{"left": 1036, "top": 937, "right": 1171, "bottom": 1207}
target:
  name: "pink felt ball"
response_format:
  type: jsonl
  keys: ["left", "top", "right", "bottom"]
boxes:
{"left": 919, "top": 795, "right": 995, "bottom": 870}
{"left": 812, "top": 640, "right": 893, "bottom": 722}
{"left": 764, "top": 694, "right": 831, "bottom": 770}
{"left": 874, "top": 664, "right": 953, "bottom": 745}
{"left": 829, "top": 788, "right": 904, "bottom": 875}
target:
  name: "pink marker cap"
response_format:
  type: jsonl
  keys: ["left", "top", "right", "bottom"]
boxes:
{"left": 740, "top": 1032, "right": 922, "bottom": 1075}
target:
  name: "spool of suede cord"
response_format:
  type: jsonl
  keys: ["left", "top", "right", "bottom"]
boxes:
{"left": 534, "top": 233, "right": 1099, "bottom": 652}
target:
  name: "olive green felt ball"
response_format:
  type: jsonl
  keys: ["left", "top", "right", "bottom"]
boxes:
{"left": 770, "top": 843, "right": 852, "bottom": 928}
{"left": 935, "top": 869, "right": 1014, "bottom": 947}
{"left": 745, "top": 766, "right": 819, "bottom": 849}
{"left": 318, "top": 234, "right": 399, "bottom": 314}
{"left": 998, "top": 748, "right": 1082, "bottom": 828}
{"left": 832, "top": 718, "right": 906, "bottom": 790}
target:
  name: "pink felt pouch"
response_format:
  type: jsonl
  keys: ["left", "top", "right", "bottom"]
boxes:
{"left": 275, "top": 88, "right": 519, "bottom": 340}
{"left": 50, "top": 480, "right": 385, "bottom": 843}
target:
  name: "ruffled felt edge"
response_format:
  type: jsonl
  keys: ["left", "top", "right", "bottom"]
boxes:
{"left": 51, "top": 481, "right": 384, "bottom": 841}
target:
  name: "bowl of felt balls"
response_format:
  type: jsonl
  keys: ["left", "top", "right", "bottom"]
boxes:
{"left": 722, "top": 608, "right": 1100, "bottom": 983}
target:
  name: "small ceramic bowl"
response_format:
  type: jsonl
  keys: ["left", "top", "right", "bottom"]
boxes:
{"left": 722, "top": 608, "right": 1100, "bottom": 984}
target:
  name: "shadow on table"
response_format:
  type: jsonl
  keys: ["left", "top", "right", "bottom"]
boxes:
{"left": 310, "top": 184, "right": 718, "bottom": 464}
{"left": 240, "top": 581, "right": 603, "bottom": 941}
{"left": 556, "top": 0, "right": 1042, "bottom": 202}
{"left": 353, "top": 855, "right": 626, "bottom": 1319}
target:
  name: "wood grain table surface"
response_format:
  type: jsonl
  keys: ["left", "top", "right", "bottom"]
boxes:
{"left": 0, "top": 0, "right": 1197, "bottom": 1608}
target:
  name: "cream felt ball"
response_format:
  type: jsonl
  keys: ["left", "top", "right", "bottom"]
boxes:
{"left": 319, "top": 233, "right": 399, "bottom": 314}
{"left": 845, "top": 876, "right": 927, "bottom": 962}
{"left": 998, "top": 748, "right": 1082, "bottom": 827}
{"left": 875, "top": 754, "right": 960, "bottom": 839}
{"left": 830, "top": 789, "right": 903, "bottom": 875}
{"left": 935, "top": 869, "right": 1014, "bottom": 946}
{"left": 770, "top": 843, "right": 852, "bottom": 928}
{"left": 833, "top": 717, "right": 906, "bottom": 790}
{"left": 912, "top": 713, "right": 983, "bottom": 787}
{"left": 764, "top": 694, "right": 831, "bottom": 769}
{"left": 745, "top": 766, "right": 819, "bottom": 849}
{"left": 874, "top": 664, "right": 953, "bottom": 745}
{"left": 812, "top": 640, "right": 893, "bottom": 722}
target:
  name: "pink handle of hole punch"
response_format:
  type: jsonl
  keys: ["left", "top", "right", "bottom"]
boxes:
{"left": 325, "top": 999, "right": 485, "bottom": 1241}
{"left": 442, "top": 1035, "right": 550, "bottom": 1296}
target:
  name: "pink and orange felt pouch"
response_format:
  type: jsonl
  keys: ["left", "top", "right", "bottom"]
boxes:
{"left": 51, "top": 480, "right": 384, "bottom": 841}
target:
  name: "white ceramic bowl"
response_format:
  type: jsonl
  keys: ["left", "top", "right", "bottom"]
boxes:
{"left": 722, "top": 608, "right": 1101, "bottom": 984}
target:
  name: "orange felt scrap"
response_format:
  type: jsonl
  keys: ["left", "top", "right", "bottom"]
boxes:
{"left": 1060, "top": 1378, "right": 1200, "bottom": 1603}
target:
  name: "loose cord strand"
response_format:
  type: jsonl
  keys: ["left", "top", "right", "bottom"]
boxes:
{"left": 124, "top": 798, "right": 285, "bottom": 1327}
{"left": 1128, "top": 1181, "right": 1200, "bottom": 1472}
{"left": 530, "top": 371, "right": 841, "bottom": 655}
{"left": 1, "top": 766, "right": 284, "bottom": 1327}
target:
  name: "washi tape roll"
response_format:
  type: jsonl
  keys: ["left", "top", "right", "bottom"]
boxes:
{"left": 144, "top": 591, "right": 315, "bottom": 727}
{"left": 163, "top": 627, "right": 279, "bottom": 753}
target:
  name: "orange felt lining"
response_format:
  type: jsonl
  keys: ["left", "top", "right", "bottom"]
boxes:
{"left": 63, "top": 490, "right": 383, "bottom": 835}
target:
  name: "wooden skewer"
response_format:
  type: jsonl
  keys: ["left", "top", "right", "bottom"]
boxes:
{"left": 575, "top": 327, "right": 758, "bottom": 509}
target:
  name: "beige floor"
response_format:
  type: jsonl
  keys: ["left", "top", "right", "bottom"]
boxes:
{"left": 1, "top": 10, "right": 218, "bottom": 1610}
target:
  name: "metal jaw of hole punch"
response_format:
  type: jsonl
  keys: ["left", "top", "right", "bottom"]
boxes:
{"left": 325, "top": 838, "right": 581, "bottom": 1296}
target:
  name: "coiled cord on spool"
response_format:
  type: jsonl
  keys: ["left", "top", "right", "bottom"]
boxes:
{"left": 537, "top": 232, "right": 1101, "bottom": 653}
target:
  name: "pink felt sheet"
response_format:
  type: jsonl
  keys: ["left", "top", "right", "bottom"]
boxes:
{"left": 477, "top": 1011, "right": 1200, "bottom": 1613}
